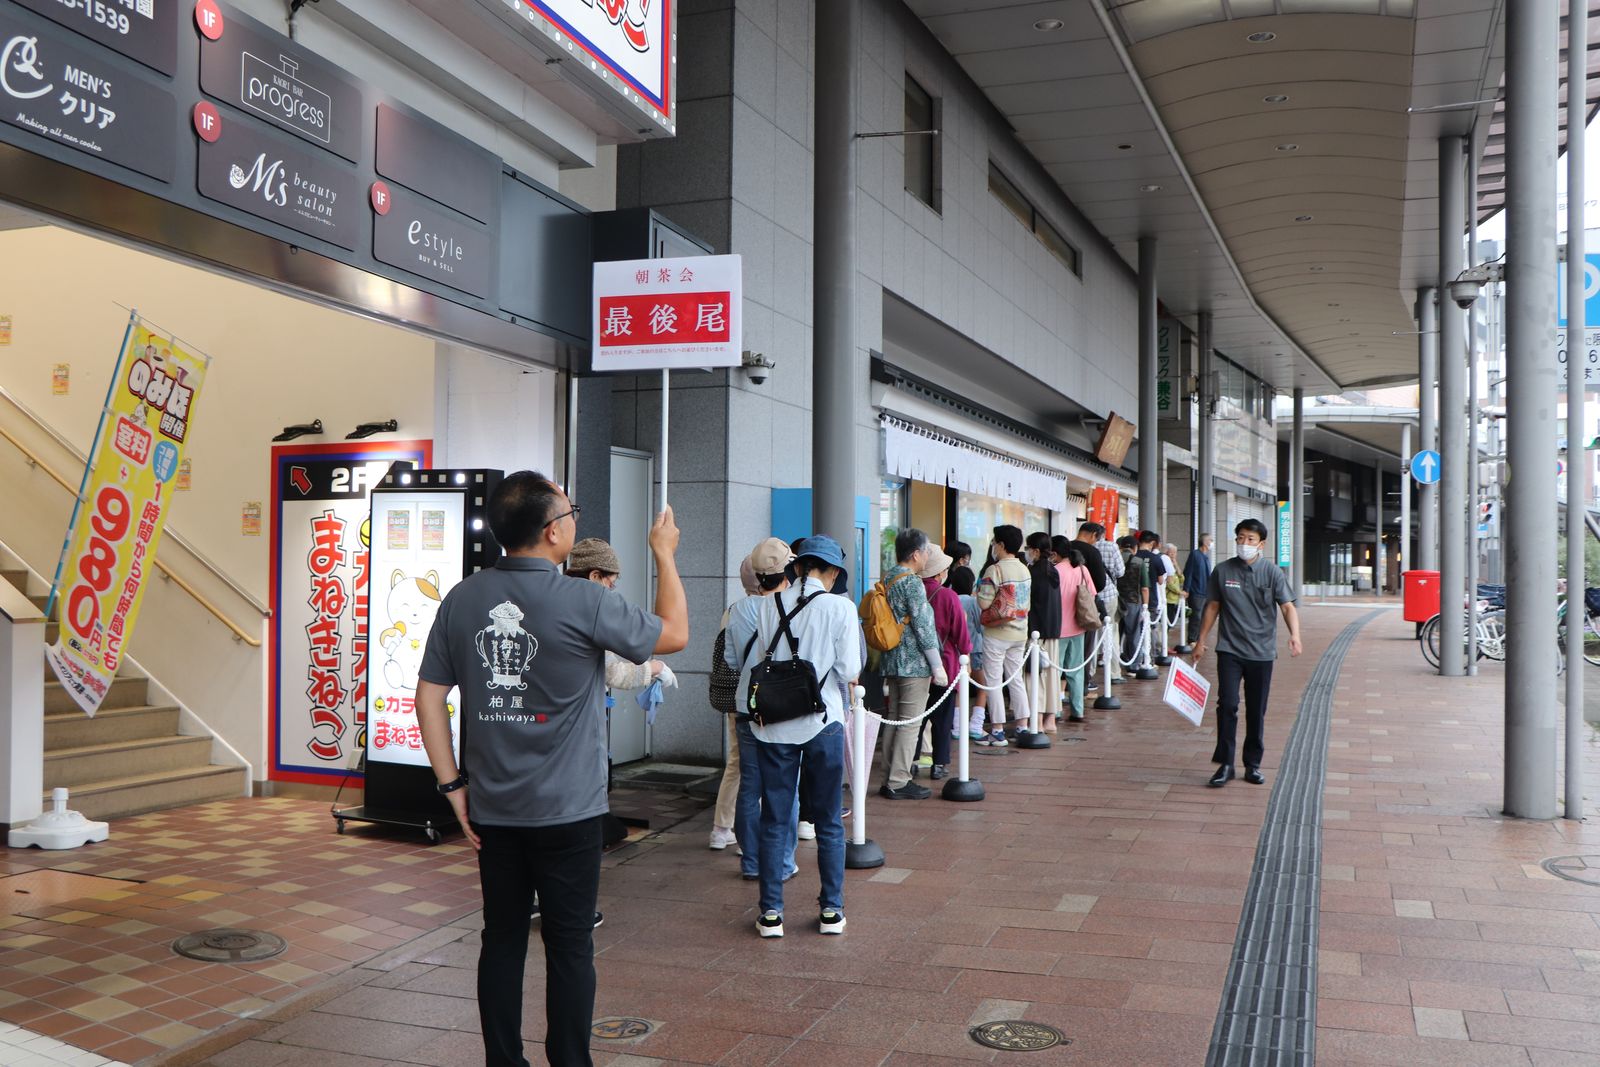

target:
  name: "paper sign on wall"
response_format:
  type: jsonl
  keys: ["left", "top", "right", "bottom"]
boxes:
{"left": 46, "top": 320, "right": 208, "bottom": 716}
{"left": 0, "top": 314, "right": 11, "bottom": 345}
{"left": 51, "top": 364, "right": 69, "bottom": 395}
{"left": 241, "top": 502, "right": 262, "bottom": 535}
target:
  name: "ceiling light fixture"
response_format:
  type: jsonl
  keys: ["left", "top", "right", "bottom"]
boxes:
{"left": 1140, "top": 183, "right": 1162, "bottom": 192}
{"left": 1264, "top": 94, "right": 1289, "bottom": 104}
{"left": 1327, "top": 302, "right": 1341, "bottom": 307}
{"left": 1276, "top": 143, "right": 1299, "bottom": 152}
{"left": 1294, "top": 214, "right": 1313, "bottom": 222}
{"left": 1033, "top": 17, "right": 1064, "bottom": 31}
{"left": 1309, "top": 265, "right": 1325, "bottom": 272}
{"left": 1116, "top": 142, "right": 1134, "bottom": 151}
{"left": 1246, "top": 31, "right": 1276, "bottom": 43}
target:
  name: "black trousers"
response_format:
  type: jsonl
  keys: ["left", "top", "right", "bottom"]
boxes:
{"left": 1119, "top": 600, "right": 1144, "bottom": 664}
{"left": 1212, "top": 651, "right": 1274, "bottom": 771}
{"left": 475, "top": 815, "right": 604, "bottom": 1067}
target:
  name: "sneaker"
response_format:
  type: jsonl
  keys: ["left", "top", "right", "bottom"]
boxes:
{"left": 916, "top": 754, "right": 934, "bottom": 768}
{"left": 529, "top": 898, "right": 540, "bottom": 921}
{"left": 969, "top": 729, "right": 988, "bottom": 744}
{"left": 757, "top": 911, "right": 784, "bottom": 938}
{"left": 819, "top": 909, "right": 846, "bottom": 935}
{"left": 593, "top": 912, "right": 604, "bottom": 929}
{"left": 986, "top": 730, "right": 1009, "bottom": 748}
{"left": 878, "top": 781, "right": 932, "bottom": 800}
{"left": 709, "top": 826, "right": 737, "bottom": 850}
{"left": 930, "top": 764, "right": 947, "bottom": 780}
{"left": 797, "top": 820, "right": 816, "bottom": 841}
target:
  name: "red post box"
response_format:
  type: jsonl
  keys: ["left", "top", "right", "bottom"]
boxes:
{"left": 1402, "top": 570, "right": 1440, "bottom": 623}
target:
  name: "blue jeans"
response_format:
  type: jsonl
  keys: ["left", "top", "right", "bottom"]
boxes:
{"left": 734, "top": 719, "right": 797, "bottom": 879}
{"left": 754, "top": 720, "right": 845, "bottom": 915}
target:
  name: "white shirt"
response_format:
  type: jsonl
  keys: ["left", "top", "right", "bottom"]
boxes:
{"left": 726, "top": 577, "right": 863, "bottom": 745}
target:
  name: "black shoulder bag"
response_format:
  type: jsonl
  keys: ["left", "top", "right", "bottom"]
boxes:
{"left": 744, "top": 590, "right": 826, "bottom": 727}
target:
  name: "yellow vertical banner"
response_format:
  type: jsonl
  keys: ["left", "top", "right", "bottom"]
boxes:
{"left": 47, "top": 322, "right": 208, "bottom": 716}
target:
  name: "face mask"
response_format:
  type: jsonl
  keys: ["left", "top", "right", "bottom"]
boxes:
{"left": 1237, "top": 544, "right": 1260, "bottom": 562}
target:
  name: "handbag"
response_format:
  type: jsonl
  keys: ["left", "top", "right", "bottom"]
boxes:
{"left": 1072, "top": 568, "right": 1103, "bottom": 631}
{"left": 979, "top": 580, "right": 1024, "bottom": 628}
{"left": 744, "top": 590, "right": 827, "bottom": 727}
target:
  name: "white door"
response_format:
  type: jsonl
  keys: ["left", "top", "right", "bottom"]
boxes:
{"left": 607, "top": 448, "right": 654, "bottom": 764}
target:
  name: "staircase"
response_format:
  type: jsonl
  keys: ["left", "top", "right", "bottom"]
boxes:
{"left": 4, "top": 567, "right": 248, "bottom": 821}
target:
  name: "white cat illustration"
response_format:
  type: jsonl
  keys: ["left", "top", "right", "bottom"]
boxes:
{"left": 379, "top": 569, "right": 441, "bottom": 690}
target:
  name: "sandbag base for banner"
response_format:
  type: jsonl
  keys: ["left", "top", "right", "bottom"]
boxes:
{"left": 1014, "top": 729, "right": 1051, "bottom": 750}
{"left": 8, "top": 789, "right": 109, "bottom": 850}
{"left": 941, "top": 777, "right": 985, "bottom": 802}
{"left": 331, "top": 804, "right": 453, "bottom": 845}
{"left": 846, "top": 838, "right": 885, "bottom": 870}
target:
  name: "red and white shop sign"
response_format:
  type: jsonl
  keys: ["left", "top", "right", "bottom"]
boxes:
{"left": 591, "top": 254, "right": 742, "bottom": 372}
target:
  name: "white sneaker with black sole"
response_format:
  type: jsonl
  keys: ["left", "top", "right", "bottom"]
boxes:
{"left": 819, "top": 909, "right": 846, "bottom": 935}
{"left": 757, "top": 911, "right": 784, "bottom": 938}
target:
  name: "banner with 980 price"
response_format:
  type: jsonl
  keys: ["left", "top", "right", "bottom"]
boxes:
{"left": 47, "top": 320, "right": 207, "bottom": 716}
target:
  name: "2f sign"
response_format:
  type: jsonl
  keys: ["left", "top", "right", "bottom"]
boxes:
{"left": 1557, "top": 254, "right": 1600, "bottom": 328}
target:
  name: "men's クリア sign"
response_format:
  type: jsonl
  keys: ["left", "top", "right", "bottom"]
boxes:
{"left": 0, "top": 8, "right": 176, "bottom": 181}
{"left": 12, "top": 0, "right": 177, "bottom": 75}
{"left": 592, "top": 254, "right": 742, "bottom": 372}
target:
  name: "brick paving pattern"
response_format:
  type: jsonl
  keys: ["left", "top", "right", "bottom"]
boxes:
{"left": 1, "top": 603, "right": 1597, "bottom": 1066}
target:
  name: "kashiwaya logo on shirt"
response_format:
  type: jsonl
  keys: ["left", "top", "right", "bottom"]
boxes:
{"left": 474, "top": 602, "right": 543, "bottom": 721}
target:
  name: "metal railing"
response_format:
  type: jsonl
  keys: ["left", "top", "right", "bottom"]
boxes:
{"left": 0, "top": 417, "right": 265, "bottom": 647}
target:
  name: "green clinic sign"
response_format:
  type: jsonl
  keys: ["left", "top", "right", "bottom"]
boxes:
{"left": 1277, "top": 500, "right": 1292, "bottom": 567}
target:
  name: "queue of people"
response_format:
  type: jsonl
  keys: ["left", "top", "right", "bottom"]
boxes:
{"left": 411, "top": 472, "right": 1295, "bottom": 1067}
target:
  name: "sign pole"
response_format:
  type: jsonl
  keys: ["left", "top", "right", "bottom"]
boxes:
{"left": 660, "top": 369, "right": 670, "bottom": 512}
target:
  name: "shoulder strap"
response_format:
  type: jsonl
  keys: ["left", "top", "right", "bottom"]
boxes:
{"left": 764, "top": 588, "right": 819, "bottom": 661}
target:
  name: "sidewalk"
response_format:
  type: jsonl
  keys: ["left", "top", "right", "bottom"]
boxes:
{"left": 2, "top": 604, "right": 1598, "bottom": 1066}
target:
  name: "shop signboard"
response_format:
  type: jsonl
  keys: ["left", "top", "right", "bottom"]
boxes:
{"left": 12, "top": 0, "right": 178, "bottom": 75}
{"left": 375, "top": 102, "right": 498, "bottom": 224}
{"left": 1277, "top": 500, "right": 1292, "bottom": 568}
{"left": 197, "top": 1, "right": 362, "bottom": 161}
{"left": 268, "top": 441, "right": 430, "bottom": 784}
{"left": 364, "top": 489, "right": 465, "bottom": 769}
{"left": 1156, "top": 318, "right": 1180, "bottom": 419}
{"left": 1094, "top": 412, "right": 1134, "bottom": 467}
{"left": 592, "top": 253, "right": 742, "bottom": 371}
{"left": 371, "top": 182, "right": 493, "bottom": 299}
{"left": 196, "top": 114, "right": 359, "bottom": 250}
{"left": 1087, "top": 487, "right": 1119, "bottom": 533}
{"left": 47, "top": 319, "right": 207, "bottom": 715}
{"left": 493, "top": 0, "right": 674, "bottom": 132}
{"left": 0, "top": 8, "right": 176, "bottom": 181}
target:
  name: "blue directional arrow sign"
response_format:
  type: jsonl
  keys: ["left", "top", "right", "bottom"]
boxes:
{"left": 1410, "top": 449, "right": 1441, "bottom": 484}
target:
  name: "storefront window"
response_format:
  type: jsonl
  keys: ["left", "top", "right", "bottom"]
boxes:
{"left": 955, "top": 491, "right": 1050, "bottom": 568}
{"left": 880, "top": 478, "right": 907, "bottom": 576}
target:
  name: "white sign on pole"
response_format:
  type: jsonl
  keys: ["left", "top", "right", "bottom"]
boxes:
{"left": 1557, "top": 254, "right": 1600, "bottom": 389}
{"left": 592, "top": 255, "right": 743, "bottom": 372}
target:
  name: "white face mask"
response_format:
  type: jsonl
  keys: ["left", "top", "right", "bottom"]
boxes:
{"left": 1237, "top": 543, "right": 1261, "bottom": 562}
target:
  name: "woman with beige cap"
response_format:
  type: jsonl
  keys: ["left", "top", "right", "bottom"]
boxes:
{"left": 566, "top": 538, "right": 672, "bottom": 691}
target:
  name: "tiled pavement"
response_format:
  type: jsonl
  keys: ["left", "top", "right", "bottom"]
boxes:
{"left": 2, "top": 603, "right": 1599, "bottom": 1066}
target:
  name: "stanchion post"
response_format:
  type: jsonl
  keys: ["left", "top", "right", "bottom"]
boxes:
{"left": 844, "top": 685, "right": 884, "bottom": 868}
{"left": 1174, "top": 596, "right": 1193, "bottom": 654}
{"left": 1017, "top": 634, "right": 1050, "bottom": 748}
{"left": 1134, "top": 605, "right": 1160, "bottom": 680}
{"left": 1094, "top": 611, "right": 1120, "bottom": 709}
{"left": 1152, "top": 592, "right": 1172, "bottom": 666}
{"left": 942, "top": 656, "right": 985, "bottom": 801}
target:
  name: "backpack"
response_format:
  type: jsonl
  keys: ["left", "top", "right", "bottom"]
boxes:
{"left": 1117, "top": 555, "right": 1148, "bottom": 605}
{"left": 859, "top": 572, "right": 918, "bottom": 653}
{"left": 745, "top": 591, "right": 827, "bottom": 726}
{"left": 708, "top": 626, "right": 759, "bottom": 714}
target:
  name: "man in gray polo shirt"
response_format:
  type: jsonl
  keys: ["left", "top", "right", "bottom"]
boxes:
{"left": 416, "top": 471, "right": 687, "bottom": 1067}
{"left": 1192, "top": 517, "right": 1301, "bottom": 789}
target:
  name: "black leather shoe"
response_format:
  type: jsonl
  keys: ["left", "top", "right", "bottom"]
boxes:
{"left": 879, "top": 781, "right": 932, "bottom": 800}
{"left": 1208, "top": 766, "right": 1235, "bottom": 788}
{"left": 930, "top": 764, "right": 947, "bottom": 780}
{"left": 1244, "top": 767, "right": 1266, "bottom": 785}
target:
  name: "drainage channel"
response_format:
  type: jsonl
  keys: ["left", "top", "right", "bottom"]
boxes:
{"left": 1205, "top": 609, "right": 1383, "bottom": 1067}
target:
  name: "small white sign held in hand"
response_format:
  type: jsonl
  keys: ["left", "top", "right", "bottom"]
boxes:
{"left": 1163, "top": 658, "right": 1210, "bottom": 726}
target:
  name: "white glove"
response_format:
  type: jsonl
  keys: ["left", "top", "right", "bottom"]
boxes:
{"left": 932, "top": 666, "right": 949, "bottom": 690}
{"left": 655, "top": 663, "right": 678, "bottom": 689}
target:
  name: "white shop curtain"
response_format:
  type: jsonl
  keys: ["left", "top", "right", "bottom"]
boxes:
{"left": 881, "top": 415, "right": 1067, "bottom": 512}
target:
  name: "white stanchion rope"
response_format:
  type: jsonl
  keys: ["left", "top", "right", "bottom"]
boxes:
{"left": 1118, "top": 611, "right": 1152, "bottom": 667}
{"left": 1042, "top": 628, "right": 1107, "bottom": 678}
{"left": 965, "top": 638, "right": 1042, "bottom": 692}
{"left": 865, "top": 633, "right": 1049, "bottom": 728}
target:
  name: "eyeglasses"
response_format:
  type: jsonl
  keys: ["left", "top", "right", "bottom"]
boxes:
{"left": 544, "top": 503, "right": 581, "bottom": 528}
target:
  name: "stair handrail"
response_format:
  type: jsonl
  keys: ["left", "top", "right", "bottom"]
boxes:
{"left": 0, "top": 414, "right": 264, "bottom": 648}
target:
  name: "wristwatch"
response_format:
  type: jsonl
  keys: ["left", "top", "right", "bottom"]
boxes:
{"left": 435, "top": 772, "right": 468, "bottom": 795}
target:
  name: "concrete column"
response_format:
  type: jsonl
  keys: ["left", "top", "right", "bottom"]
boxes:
{"left": 1291, "top": 388, "right": 1305, "bottom": 596}
{"left": 1197, "top": 312, "right": 1215, "bottom": 546}
{"left": 1138, "top": 237, "right": 1159, "bottom": 530}
{"left": 1375, "top": 463, "right": 1384, "bottom": 594}
{"left": 1504, "top": 0, "right": 1559, "bottom": 820}
{"left": 1467, "top": 130, "right": 1483, "bottom": 674}
{"left": 1565, "top": 0, "right": 1587, "bottom": 820}
{"left": 1417, "top": 288, "right": 1439, "bottom": 570}
{"left": 812, "top": 0, "right": 857, "bottom": 545}
{"left": 1438, "top": 134, "right": 1467, "bottom": 677}
{"left": 1400, "top": 422, "right": 1412, "bottom": 577}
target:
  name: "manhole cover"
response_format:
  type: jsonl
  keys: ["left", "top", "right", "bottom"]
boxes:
{"left": 591, "top": 1017, "right": 654, "bottom": 1040}
{"left": 1541, "top": 855, "right": 1600, "bottom": 887}
{"left": 172, "top": 928, "right": 287, "bottom": 963}
{"left": 969, "top": 1020, "right": 1069, "bottom": 1051}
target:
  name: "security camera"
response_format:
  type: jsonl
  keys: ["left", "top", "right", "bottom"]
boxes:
{"left": 1449, "top": 278, "right": 1482, "bottom": 310}
{"left": 741, "top": 350, "right": 774, "bottom": 386}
